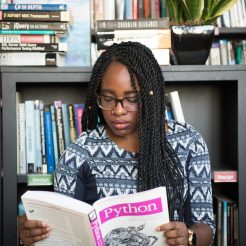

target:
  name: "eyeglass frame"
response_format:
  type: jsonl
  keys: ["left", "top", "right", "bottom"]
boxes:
{"left": 97, "top": 95, "right": 140, "bottom": 112}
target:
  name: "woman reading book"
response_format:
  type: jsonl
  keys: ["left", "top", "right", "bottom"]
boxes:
{"left": 19, "top": 42, "right": 215, "bottom": 246}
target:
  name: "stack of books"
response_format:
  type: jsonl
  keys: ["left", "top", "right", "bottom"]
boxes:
{"left": 94, "top": 18, "right": 171, "bottom": 65}
{"left": 0, "top": 3, "right": 71, "bottom": 66}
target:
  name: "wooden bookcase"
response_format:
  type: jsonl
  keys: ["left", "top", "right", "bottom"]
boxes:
{"left": 1, "top": 65, "right": 246, "bottom": 245}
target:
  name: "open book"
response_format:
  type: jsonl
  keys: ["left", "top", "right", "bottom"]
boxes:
{"left": 21, "top": 186, "right": 169, "bottom": 246}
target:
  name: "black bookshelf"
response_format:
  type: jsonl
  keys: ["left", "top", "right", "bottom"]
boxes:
{"left": 1, "top": 65, "right": 246, "bottom": 245}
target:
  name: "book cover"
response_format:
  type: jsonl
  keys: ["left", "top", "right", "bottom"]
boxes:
{"left": 21, "top": 186, "right": 169, "bottom": 246}
{"left": 0, "top": 52, "right": 65, "bottom": 66}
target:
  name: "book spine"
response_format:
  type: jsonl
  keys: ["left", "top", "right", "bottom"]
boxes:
{"left": 18, "top": 103, "right": 27, "bottom": 174}
{"left": 0, "top": 21, "right": 69, "bottom": 31}
{"left": 62, "top": 104, "right": 70, "bottom": 149}
{"left": 50, "top": 105, "right": 59, "bottom": 166}
{"left": 0, "top": 3, "right": 67, "bottom": 11}
{"left": 96, "top": 18, "right": 169, "bottom": 31}
{"left": 34, "top": 99, "right": 42, "bottom": 173}
{"left": 74, "top": 103, "right": 84, "bottom": 137}
{"left": 143, "top": 0, "right": 151, "bottom": 18}
{"left": 0, "top": 43, "right": 68, "bottom": 52}
{"left": 0, "top": 34, "right": 58, "bottom": 43}
{"left": 115, "top": 0, "right": 124, "bottom": 20}
{"left": 103, "top": 0, "right": 115, "bottom": 20}
{"left": 68, "top": 104, "right": 76, "bottom": 143}
{"left": 93, "top": 0, "right": 104, "bottom": 20}
{"left": 0, "top": 10, "right": 70, "bottom": 21}
{"left": 0, "top": 52, "right": 65, "bottom": 66}
{"left": 54, "top": 100, "right": 65, "bottom": 157}
{"left": 138, "top": 0, "right": 144, "bottom": 18}
{"left": 0, "top": 29, "right": 65, "bottom": 35}
{"left": 25, "top": 100, "right": 35, "bottom": 174}
{"left": 124, "top": 0, "right": 133, "bottom": 19}
{"left": 39, "top": 100, "right": 47, "bottom": 174}
{"left": 44, "top": 104, "right": 55, "bottom": 174}
{"left": 223, "top": 201, "right": 228, "bottom": 246}
{"left": 132, "top": 0, "right": 138, "bottom": 19}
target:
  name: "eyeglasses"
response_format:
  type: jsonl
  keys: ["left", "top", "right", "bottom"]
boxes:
{"left": 97, "top": 95, "right": 139, "bottom": 112}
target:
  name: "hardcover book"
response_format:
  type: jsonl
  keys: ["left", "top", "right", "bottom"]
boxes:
{"left": 21, "top": 186, "right": 169, "bottom": 246}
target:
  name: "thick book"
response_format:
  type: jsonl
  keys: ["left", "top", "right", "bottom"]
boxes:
{"left": 0, "top": 29, "right": 67, "bottom": 35}
{"left": 96, "top": 18, "right": 169, "bottom": 31}
{"left": 0, "top": 42, "right": 67, "bottom": 52}
{"left": 0, "top": 52, "right": 65, "bottom": 66}
{"left": 96, "top": 29, "right": 171, "bottom": 50}
{"left": 21, "top": 186, "right": 169, "bottom": 246}
{"left": 0, "top": 21, "right": 70, "bottom": 31}
{"left": 0, "top": 3, "right": 67, "bottom": 11}
{"left": 0, "top": 10, "right": 70, "bottom": 21}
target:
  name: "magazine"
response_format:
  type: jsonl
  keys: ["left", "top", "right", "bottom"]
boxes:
{"left": 21, "top": 186, "right": 169, "bottom": 246}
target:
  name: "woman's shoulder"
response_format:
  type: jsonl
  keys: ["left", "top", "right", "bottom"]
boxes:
{"left": 167, "top": 120, "right": 198, "bottom": 135}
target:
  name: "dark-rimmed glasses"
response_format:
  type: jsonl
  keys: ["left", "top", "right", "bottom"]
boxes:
{"left": 97, "top": 95, "right": 139, "bottom": 112}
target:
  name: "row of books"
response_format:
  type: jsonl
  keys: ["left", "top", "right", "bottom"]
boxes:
{"left": 0, "top": 3, "right": 71, "bottom": 66}
{"left": 207, "top": 40, "right": 246, "bottom": 65}
{"left": 213, "top": 195, "right": 239, "bottom": 246}
{"left": 0, "top": 0, "right": 91, "bottom": 66}
{"left": 93, "top": 0, "right": 167, "bottom": 23}
{"left": 216, "top": 0, "right": 246, "bottom": 28}
{"left": 17, "top": 96, "right": 85, "bottom": 175}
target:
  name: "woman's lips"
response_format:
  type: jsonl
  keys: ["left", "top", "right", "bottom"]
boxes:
{"left": 111, "top": 121, "right": 129, "bottom": 130}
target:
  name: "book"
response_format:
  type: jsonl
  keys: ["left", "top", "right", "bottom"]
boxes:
{"left": 0, "top": 52, "right": 65, "bottom": 66}
{"left": 21, "top": 186, "right": 169, "bottom": 246}
{"left": 0, "top": 3, "right": 67, "bottom": 11}
{"left": 0, "top": 29, "right": 67, "bottom": 35}
{"left": 96, "top": 29, "right": 171, "bottom": 50}
{"left": 74, "top": 103, "right": 84, "bottom": 137}
{"left": 0, "top": 10, "right": 70, "bottom": 21}
{"left": 165, "top": 91, "right": 185, "bottom": 123}
{"left": 0, "top": 42, "right": 68, "bottom": 52}
{"left": 0, "top": 21, "right": 70, "bottom": 31}
{"left": 68, "top": 104, "right": 76, "bottom": 143}
{"left": 50, "top": 105, "right": 59, "bottom": 166}
{"left": 0, "top": 34, "right": 58, "bottom": 43}
{"left": 96, "top": 18, "right": 169, "bottom": 31}
{"left": 43, "top": 104, "right": 55, "bottom": 174}
{"left": 62, "top": 103, "right": 70, "bottom": 148}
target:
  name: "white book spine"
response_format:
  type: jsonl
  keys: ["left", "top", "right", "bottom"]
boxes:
{"left": 25, "top": 100, "right": 35, "bottom": 173}
{"left": 103, "top": 0, "right": 116, "bottom": 20}
{"left": 166, "top": 91, "right": 185, "bottom": 123}
{"left": 18, "top": 103, "right": 27, "bottom": 174}
{"left": 34, "top": 100, "right": 42, "bottom": 173}
{"left": 116, "top": 0, "right": 125, "bottom": 20}
{"left": 0, "top": 52, "right": 65, "bottom": 66}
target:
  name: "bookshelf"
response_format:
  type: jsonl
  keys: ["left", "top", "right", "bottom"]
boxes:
{"left": 1, "top": 65, "right": 246, "bottom": 245}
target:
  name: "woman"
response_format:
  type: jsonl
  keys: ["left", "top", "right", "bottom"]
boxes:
{"left": 19, "top": 42, "right": 215, "bottom": 246}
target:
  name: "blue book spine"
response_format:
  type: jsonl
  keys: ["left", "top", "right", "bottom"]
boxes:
{"left": 0, "top": 3, "right": 67, "bottom": 11}
{"left": 50, "top": 105, "right": 59, "bottom": 166}
{"left": 223, "top": 201, "right": 228, "bottom": 246}
{"left": 62, "top": 103, "right": 70, "bottom": 148}
{"left": 124, "top": 0, "right": 133, "bottom": 19}
{"left": 0, "top": 30, "right": 61, "bottom": 35}
{"left": 44, "top": 105, "right": 55, "bottom": 174}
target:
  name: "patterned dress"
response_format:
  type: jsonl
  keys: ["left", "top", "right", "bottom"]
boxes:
{"left": 54, "top": 121, "right": 215, "bottom": 234}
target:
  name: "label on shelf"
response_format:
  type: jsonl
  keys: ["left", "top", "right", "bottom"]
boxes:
{"left": 213, "top": 170, "right": 237, "bottom": 183}
{"left": 27, "top": 174, "right": 53, "bottom": 186}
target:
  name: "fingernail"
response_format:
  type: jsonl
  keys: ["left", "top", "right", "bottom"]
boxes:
{"left": 156, "top": 226, "right": 160, "bottom": 231}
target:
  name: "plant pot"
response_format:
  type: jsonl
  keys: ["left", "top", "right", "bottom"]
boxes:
{"left": 171, "top": 25, "right": 215, "bottom": 65}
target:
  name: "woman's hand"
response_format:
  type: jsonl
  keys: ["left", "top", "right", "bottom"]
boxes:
{"left": 156, "top": 221, "right": 189, "bottom": 246}
{"left": 18, "top": 214, "right": 52, "bottom": 246}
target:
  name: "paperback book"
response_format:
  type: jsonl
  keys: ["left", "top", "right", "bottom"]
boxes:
{"left": 22, "top": 186, "right": 169, "bottom": 246}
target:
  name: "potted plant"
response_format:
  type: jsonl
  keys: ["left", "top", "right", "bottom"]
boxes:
{"left": 166, "top": 0, "right": 237, "bottom": 64}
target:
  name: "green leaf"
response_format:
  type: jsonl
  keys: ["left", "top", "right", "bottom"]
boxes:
{"left": 210, "top": 0, "right": 237, "bottom": 19}
{"left": 182, "top": 0, "right": 204, "bottom": 20}
{"left": 166, "top": 0, "right": 183, "bottom": 23}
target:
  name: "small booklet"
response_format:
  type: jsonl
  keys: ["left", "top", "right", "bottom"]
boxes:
{"left": 21, "top": 186, "right": 169, "bottom": 246}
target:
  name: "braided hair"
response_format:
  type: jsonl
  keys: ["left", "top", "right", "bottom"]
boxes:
{"left": 82, "top": 42, "right": 185, "bottom": 220}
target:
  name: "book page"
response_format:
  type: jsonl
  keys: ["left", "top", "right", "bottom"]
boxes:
{"left": 93, "top": 187, "right": 169, "bottom": 246}
{"left": 21, "top": 191, "right": 102, "bottom": 246}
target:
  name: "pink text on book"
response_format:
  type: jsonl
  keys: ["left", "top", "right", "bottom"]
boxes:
{"left": 99, "top": 198, "right": 163, "bottom": 224}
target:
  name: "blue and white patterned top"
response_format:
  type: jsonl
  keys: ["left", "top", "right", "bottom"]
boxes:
{"left": 54, "top": 121, "right": 215, "bottom": 234}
